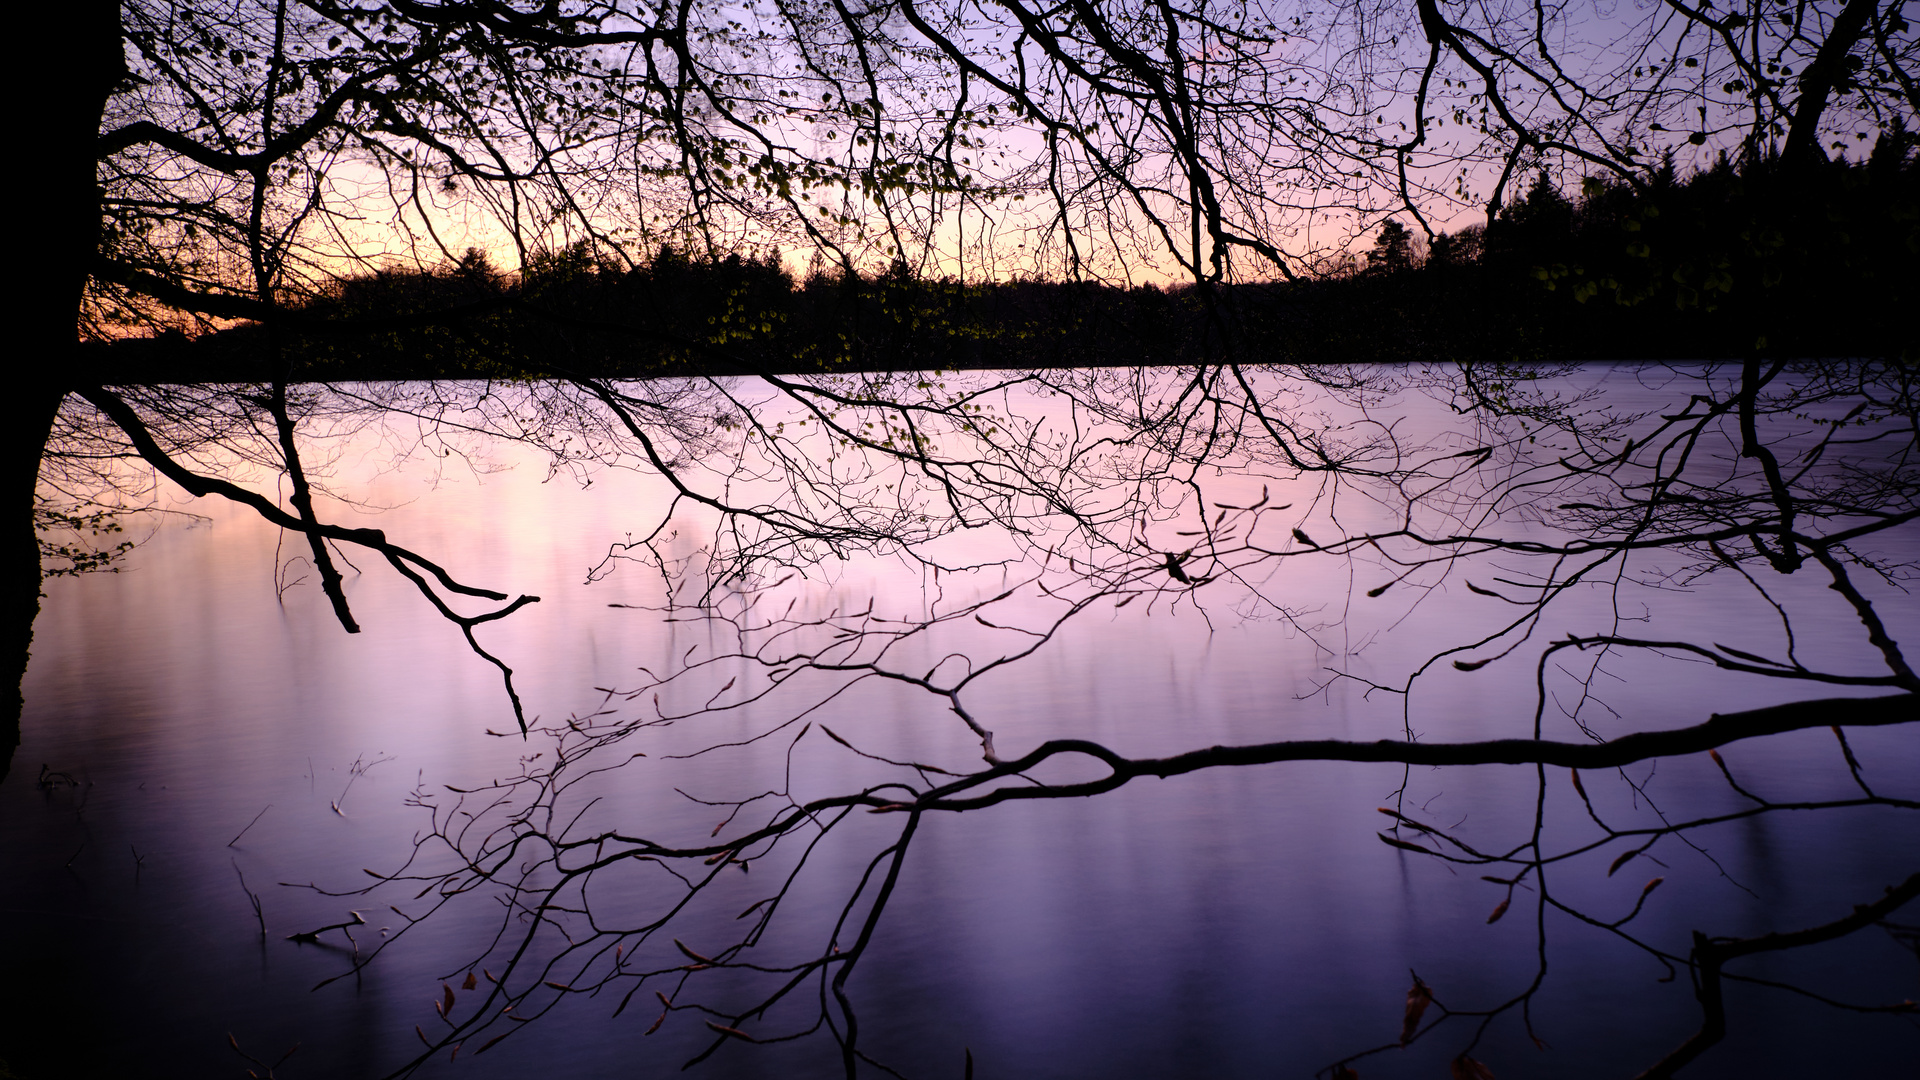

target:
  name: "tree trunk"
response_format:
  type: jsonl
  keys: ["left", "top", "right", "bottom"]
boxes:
{"left": 0, "top": 390, "right": 66, "bottom": 787}
{"left": 1781, "top": 0, "right": 1881, "bottom": 171}
{"left": 3, "top": 0, "right": 123, "bottom": 785}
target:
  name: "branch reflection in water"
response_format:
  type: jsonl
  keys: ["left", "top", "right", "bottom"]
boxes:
{"left": 8, "top": 361, "right": 1917, "bottom": 1079}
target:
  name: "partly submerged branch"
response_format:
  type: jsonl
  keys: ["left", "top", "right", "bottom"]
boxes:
{"left": 897, "top": 693, "right": 1918, "bottom": 813}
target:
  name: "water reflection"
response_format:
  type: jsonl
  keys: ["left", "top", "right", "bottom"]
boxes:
{"left": 4, "top": 363, "right": 1916, "bottom": 1079}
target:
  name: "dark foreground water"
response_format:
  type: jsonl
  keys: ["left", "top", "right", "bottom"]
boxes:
{"left": 4, "top": 367, "right": 1916, "bottom": 1079}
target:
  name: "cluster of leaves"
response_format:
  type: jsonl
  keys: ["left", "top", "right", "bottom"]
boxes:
{"left": 33, "top": 503, "right": 135, "bottom": 578}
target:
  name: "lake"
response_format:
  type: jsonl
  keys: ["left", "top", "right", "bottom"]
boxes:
{"left": 4, "top": 364, "right": 1916, "bottom": 1079}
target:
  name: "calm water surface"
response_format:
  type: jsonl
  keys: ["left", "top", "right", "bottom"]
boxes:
{"left": 4, "top": 367, "right": 1916, "bottom": 1079}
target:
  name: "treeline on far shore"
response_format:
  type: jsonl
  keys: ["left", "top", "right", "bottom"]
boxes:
{"left": 99, "top": 131, "right": 1915, "bottom": 381}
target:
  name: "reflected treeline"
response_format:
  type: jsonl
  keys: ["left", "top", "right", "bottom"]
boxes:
{"left": 92, "top": 136, "right": 1916, "bottom": 384}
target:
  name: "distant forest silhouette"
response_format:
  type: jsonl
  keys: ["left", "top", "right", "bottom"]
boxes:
{"left": 104, "top": 136, "right": 1916, "bottom": 381}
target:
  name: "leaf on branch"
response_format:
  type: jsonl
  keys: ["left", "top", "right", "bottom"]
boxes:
{"left": 1464, "top": 581, "right": 1504, "bottom": 598}
{"left": 1453, "top": 657, "right": 1493, "bottom": 672}
{"left": 462, "top": 972, "right": 477, "bottom": 991}
{"left": 1608, "top": 848, "right": 1639, "bottom": 876}
{"left": 1292, "top": 527, "right": 1317, "bottom": 548}
{"left": 1366, "top": 582, "right": 1391, "bottom": 597}
{"left": 477, "top": 1032, "right": 510, "bottom": 1054}
{"left": 1450, "top": 1053, "right": 1496, "bottom": 1080}
{"left": 706, "top": 1021, "right": 759, "bottom": 1042}
{"left": 443, "top": 983, "right": 456, "bottom": 1015}
{"left": 1487, "top": 898, "right": 1511, "bottom": 924}
{"left": 675, "top": 939, "right": 714, "bottom": 964}
{"left": 1399, "top": 976, "right": 1434, "bottom": 1044}
{"left": 1641, "top": 877, "right": 1665, "bottom": 896}
{"left": 1570, "top": 769, "right": 1587, "bottom": 800}
{"left": 1376, "top": 808, "right": 1433, "bottom": 832}
{"left": 1378, "top": 832, "right": 1434, "bottom": 855}
{"left": 543, "top": 981, "right": 572, "bottom": 992}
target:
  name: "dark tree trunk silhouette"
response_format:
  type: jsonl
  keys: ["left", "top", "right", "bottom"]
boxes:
{"left": 6, "top": 0, "right": 124, "bottom": 783}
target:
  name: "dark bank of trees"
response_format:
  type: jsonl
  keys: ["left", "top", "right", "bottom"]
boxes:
{"left": 110, "top": 245, "right": 1209, "bottom": 381}
{"left": 120, "top": 133, "right": 1918, "bottom": 387}
{"left": 1273, "top": 139, "right": 1919, "bottom": 367}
